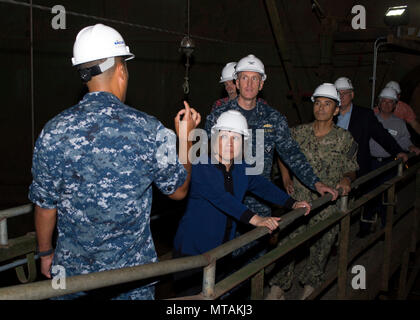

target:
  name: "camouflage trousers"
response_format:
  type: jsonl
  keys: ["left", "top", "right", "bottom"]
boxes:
{"left": 269, "top": 204, "right": 339, "bottom": 290}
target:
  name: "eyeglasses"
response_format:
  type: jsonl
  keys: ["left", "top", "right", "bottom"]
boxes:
{"left": 339, "top": 91, "right": 352, "bottom": 97}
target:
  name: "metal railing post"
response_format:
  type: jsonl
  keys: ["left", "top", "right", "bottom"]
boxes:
{"left": 0, "top": 219, "right": 8, "bottom": 246}
{"left": 397, "top": 249, "right": 410, "bottom": 300}
{"left": 398, "top": 162, "right": 404, "bottom": 177}
{"left": 412, "top": 169, "right": 420, "bottom": 253}
{"left": 381, "top": 184, "right": 395, "bottom": 291}
{"left": 202, "top": 261, "right": 216, "bottom": 299}
{"left": 337, "top": 195, "right": 349, "bottom": 299}
{"left": 250, "top": 269, "right": 264, "bottom": 300}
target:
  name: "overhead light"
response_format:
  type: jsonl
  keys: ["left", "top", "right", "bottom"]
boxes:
{"left": 385, "top": 5, "right": 407, "bottom": 17}
{"left": 384, "top": 5, "right": 409, "bottom": 27}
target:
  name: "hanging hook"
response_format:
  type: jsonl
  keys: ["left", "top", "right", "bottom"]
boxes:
{"left": 183, "top": 77, "right": 190, "bottom": 95}
{"left": 15, "top": 252, "right": 37, "bottom": 283}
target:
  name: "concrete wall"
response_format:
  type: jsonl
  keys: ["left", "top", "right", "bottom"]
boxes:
{"left": 1, "top": 0, "right": 420, "bottom": 207}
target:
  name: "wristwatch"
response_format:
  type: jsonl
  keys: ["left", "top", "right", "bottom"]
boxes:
{"left": 36, "top": 248, "right": 54, "bottom": 257}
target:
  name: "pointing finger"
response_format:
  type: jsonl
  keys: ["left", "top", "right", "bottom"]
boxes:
{"left": 183, "top": 101, "right": 192, "bottom": 119}
{"left": 183, "top": 100, "right": 191, "bottom": 111}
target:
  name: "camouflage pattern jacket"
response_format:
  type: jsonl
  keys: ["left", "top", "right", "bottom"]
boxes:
{"left": 290, "top": 123, "right": 359, "bottom": 202}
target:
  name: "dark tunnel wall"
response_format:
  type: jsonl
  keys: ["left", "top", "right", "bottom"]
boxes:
{"left": 0, "top": 0, "right": 420, "bottom": 208}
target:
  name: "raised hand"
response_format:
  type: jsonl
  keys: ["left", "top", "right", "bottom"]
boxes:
{"left": 175, "top": 101, "right": 201, "bottom": 139}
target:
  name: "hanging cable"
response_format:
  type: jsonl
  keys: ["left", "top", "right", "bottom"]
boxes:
{"left": 187, "top": 0, "right": 190, "bottom": 38}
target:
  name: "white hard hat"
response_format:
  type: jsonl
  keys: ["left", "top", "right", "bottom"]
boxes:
{"left": 233, "top": 54, "right": 267, "bottom": 81}
{"left": 220, "top": 62, "right": 237, "bottom": 83}
{"left": 72, "top": 24, "right": 135, "bottom": 66}
{"left": 378, "top": 87, "right": 398, "bottom": 101}
{"left": 334, "top": 77, "right": 354, "bottom": 91}
{"left": 211, "top": 110, "right": 249, "bottom": 139}
{"left": 311, "top": 83, "right": 341, "bottom": 106}
{"left": 385, "top": 81, "right": 401, "bottom": 94}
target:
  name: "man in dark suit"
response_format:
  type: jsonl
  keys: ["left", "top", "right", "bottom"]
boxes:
{"left": 334, "top": 77, "right": 408, "bottom": 237}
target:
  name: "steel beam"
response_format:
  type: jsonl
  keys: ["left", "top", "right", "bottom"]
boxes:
{"left": 382, "top": 185, "right": 395, "bottom": 291}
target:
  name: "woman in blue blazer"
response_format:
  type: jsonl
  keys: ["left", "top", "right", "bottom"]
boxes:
{"left": 173, "top": 110, "right": 311, "bottom": 257}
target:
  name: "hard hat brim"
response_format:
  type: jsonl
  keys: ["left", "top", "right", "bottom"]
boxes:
{"left": 311, "top": 95, "right": 341, "bottom": 106}
{"left": 379, "top": 95, "right": 398, "bottom": 101}
{"left": 234, "top": 71, "right": 267, "bottom": 81}
{"left": 219, "top": 77, "right": 234, "bottom": 83}
{"left": 72, "top": 52, "right": 135, "bottom": 67}
{"left": 211, "top": 126, "right": 249, "bottom": 138}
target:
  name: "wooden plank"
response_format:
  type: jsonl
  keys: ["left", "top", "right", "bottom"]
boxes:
{"left": 0, "top": 233, "right": 36, "bottom": 262}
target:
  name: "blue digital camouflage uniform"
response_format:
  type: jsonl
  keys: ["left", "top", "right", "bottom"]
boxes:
{"left": 29, "top": 91, "right": 187, "bottom": 300}
{"left": 205, "top": 98, "right": 320, "bottom": 257}
{"left": 211, "top": 97, "right": 230, "bottom": 113}
{"left": 269, "top": 123, "right": 358, "bottom": 290}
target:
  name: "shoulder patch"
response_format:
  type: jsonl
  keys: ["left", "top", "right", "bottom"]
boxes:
{"left": 347, "top": 141, "right": 358, "bottom": 159}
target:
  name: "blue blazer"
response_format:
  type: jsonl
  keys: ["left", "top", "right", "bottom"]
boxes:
{"left": 173, "top": 160, "right": 293, "bottom": 256}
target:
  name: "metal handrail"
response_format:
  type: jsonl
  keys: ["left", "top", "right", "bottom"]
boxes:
{"left": 0, "top": 154, "right": 418, "bottom": 299}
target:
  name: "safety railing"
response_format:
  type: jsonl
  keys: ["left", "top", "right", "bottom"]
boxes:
{"left": 0, "top": 204, "right": 32, "bottom": 246}
{"left": 0, "top": 203, "right": 164, "bottom": 275}
{"left": 0, "top": 204, "right": 37, "bottom": 282}
{"left": 0, "top": 154, "right": 419, "bottom": 299}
